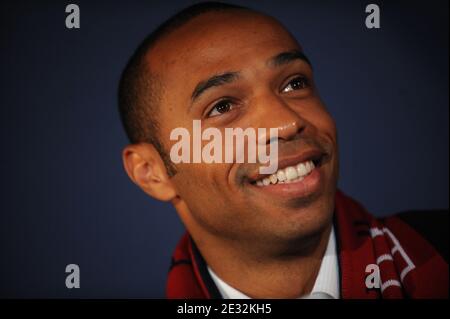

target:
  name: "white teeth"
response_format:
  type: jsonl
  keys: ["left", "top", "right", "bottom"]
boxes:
{"left": 305, "top": 161, "right": 311, "bottom": 172}
{"left": 269, "top": 174, "right": 278, "bottom": 184}
{"left": 255, "top": 160, "right": 316, "bottom": 187}
{"left": 285, "top": 167, "right": 298, "bottom": 181}
{"left": 297, "top": 163, "right": 307, "bottom": 177}
{"left": 276, "top": 170, "right": 286, "bottom": 182}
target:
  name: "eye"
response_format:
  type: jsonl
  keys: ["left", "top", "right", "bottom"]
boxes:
{"left": 207, "top": 99, "right": 235, "bottom": 117}
{"left": 282, "top": 76, "right": 310, "bottom": 93}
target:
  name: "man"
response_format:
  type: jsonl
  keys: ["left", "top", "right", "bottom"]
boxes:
{"left": 118, "top": 2, "right": 448, "bottom": 298}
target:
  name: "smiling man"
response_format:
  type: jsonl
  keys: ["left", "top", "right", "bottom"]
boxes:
{"left": 118, "top": 2, "right": 448, "bottom": 299}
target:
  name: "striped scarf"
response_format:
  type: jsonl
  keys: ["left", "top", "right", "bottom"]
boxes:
{"left": 167, "top": 190, "right": 448, "bottom": 298}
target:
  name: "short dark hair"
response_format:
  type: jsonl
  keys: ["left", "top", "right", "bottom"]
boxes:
{"left": 118, "top": 2, "right": 251, "bottom": 174}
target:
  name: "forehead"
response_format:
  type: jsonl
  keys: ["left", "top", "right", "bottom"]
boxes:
{"left": 145, "top": 11, "right": 301, "bottom": 113}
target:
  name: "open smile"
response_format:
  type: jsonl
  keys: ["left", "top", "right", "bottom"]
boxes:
{"left": 247, "top": 150, "right": 328, "bottom": 199}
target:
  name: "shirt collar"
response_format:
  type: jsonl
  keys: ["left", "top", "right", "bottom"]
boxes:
{"left": 207, "top": 226, "right": 340, "bottom": 299}
{"left": 303, "top": 226, "right": 340, "bottom": 299}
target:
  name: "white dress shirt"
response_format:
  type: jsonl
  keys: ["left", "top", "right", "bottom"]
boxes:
{"left": 208, "top": 227, "right": 340, "bottom": 299}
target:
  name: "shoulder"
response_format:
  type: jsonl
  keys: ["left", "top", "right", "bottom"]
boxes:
{"left": 382, "top": 209, "right": 448, "bottom": 263}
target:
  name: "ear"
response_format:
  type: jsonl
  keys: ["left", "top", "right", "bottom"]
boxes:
{"left": 122, "top": 143, "right": 177, "bottom": 201}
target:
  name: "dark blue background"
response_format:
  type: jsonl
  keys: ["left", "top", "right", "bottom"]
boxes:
{"left": 1, "top": 0, "right": 448, "bottom": 298}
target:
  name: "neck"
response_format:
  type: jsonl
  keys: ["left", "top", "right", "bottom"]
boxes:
{"left": 191, "top": 223, "right": 332, "bottom": 299}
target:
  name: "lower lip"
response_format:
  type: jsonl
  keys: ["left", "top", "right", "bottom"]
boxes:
{"left": 250, "top": 166, "right": 323, "bottom": 199}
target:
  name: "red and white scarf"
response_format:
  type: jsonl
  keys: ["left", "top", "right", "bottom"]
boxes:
{"left": 166, "top": 190, "right": 448, "bottom": 298}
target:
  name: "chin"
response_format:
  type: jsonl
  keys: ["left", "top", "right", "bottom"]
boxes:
{"left": 261, "top": 190, "right": 336, "bottom": 243}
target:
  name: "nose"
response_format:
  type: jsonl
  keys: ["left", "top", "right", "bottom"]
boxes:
{"left": 252, "top": 93, "right": 306, "bottom": 144}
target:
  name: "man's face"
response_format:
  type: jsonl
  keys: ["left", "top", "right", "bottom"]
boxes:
{"left": 148, "top": 11, "right": 339, "bottom": 249}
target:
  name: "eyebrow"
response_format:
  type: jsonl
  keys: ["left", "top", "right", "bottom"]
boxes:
{"left": 190, "top": 50, "right": 312, "bottom": 103}
{"left": 267, "top": 50, "right": 312, "bottom": 68}
{"left": 191, "top": 72, "right": 240, "bottom": 101}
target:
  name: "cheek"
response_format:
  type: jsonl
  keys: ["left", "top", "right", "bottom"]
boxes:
{"left": 308, "top": 100, "right": 337, "bottom": 143}
{"left": 173, "top": 167, "right": 217, "bottom": 219}
{"left": 312, "top": 104, "right": 340, "bottom": 180}
{"left": 173, "top": 164, "right": 246, "bottom": 233}
{"left": 323, "top": 115, "right": 337, "bottom": 144}
{"left": 174, "top": 163, "right": 229, "bottom": 203}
